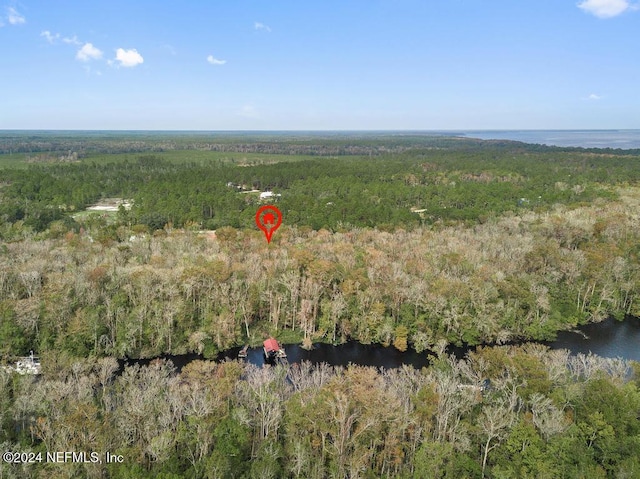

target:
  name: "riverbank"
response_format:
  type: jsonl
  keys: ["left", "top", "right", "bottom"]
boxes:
{"left": 105, "top": 316, "right": 640, "bottom": 374}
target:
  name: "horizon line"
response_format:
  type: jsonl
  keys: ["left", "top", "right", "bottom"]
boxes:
{"left": 1, "top": 128, "right": 638, "bottom": 133}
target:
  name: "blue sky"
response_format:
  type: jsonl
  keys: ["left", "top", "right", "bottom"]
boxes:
{"left": 1, "top": 0, "right": 638, "bottom": 130}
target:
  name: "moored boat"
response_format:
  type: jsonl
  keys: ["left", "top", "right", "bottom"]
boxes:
{"left": 238, "top": 345, "right": 249, "bottom": 359}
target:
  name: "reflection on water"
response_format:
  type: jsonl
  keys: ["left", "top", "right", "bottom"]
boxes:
{"left": 124, "top": 317, "right": 640, "bottom": 372}
{"left": 546, "top": 317, "right": 640, "bottom": 362}
{"left": 215, "top": 318, "right": 640, "bottom": 370}
{"left": 219, "top": 342, "right": 433, "bottom": 370}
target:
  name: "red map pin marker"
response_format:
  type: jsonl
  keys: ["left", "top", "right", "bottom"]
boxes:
{"left": 255, "top": 205, "right": 282, "bottom": 243}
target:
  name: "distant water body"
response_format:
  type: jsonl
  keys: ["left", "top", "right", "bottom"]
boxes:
{"left": 460, "top": 130, "right": 640, "bottom": 149}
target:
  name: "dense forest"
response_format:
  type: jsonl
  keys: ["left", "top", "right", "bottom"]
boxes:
{"left": 1, "top": 133, "right": 640, "bottom": 355}
{"left": 1, "top": 348, "right": 639, "bottom": 478}
{"left": 0, "top": 135, "right": 635, "bottom": 232}
{"left": 2, "top": 196, "right": 640, "bottom": 359}
{"left": 1, "top": 132, "right": 640, "bottom": 477}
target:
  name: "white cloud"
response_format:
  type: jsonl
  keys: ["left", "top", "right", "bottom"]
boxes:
{"left": 76, "top": 43, "right": 103, "bottom": 61}
{"left": 254, "top": 21, "right": 271, "bottom": 32}
{"left": 7, "top": 6, "right": 25, "bottom": 25}
{"left": 207, "top": 54, "right": 226, "bottom": 65}
{"left": 63, "top": 35, "right": 81, "bottom": 45}
{"left": 577, "top": 0, "right": 637, "bottom": 18}
{"left": 41, "top": 30, "right": 60, "bottom": 43}
{"left": 588, "top": 93, "right": 602, "bottom": 100}
{"left": 115, "top": 48, "right": 144, "bottom": 67}
{"left": 42, "top": 31, "right": 81, "bottom": 45}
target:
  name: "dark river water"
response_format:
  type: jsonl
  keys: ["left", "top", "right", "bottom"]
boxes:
{"left": 544, "top": 317, "right": 640, "bottom": 361}
{"left": 129, "top": 317, "right": 640, "bottom": 372}
{"left": 222, "top": 341, "right": 434, "bottom": 369}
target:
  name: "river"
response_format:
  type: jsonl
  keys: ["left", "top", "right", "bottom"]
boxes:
{"left": 126, "top": 317, "right": 640, "bottom": 372}
{"left": 544, "top": 317, "right": 640, "bottom": 361}
{"left": 228, "top": 317, "right": 640, "bottom": 369}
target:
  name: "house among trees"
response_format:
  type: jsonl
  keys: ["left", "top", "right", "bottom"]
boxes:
{"left": 259, "top": 191, "right": 281, "bottom": 201}
{"left": 263, "top": 338, "right": 287, "bottom": 363}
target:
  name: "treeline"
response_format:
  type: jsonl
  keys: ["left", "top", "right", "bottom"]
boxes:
{"left": 1, "top": 194, "right": 640, "bottom": 359}
{"left": 1, "top": 346, "right": 639, "bottom": 478}
{"left": 0, "top": 131, "right": 458, "bottom": 156}
{"left": 4, "top": 130, "right": 640, "bottom": 156}
{"left": 3, "top": 141, "right": 637, "bottom": 233}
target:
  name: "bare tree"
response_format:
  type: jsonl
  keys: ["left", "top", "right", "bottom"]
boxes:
{"left": 480, "top": 400, "right": 516, "bottom": 478}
